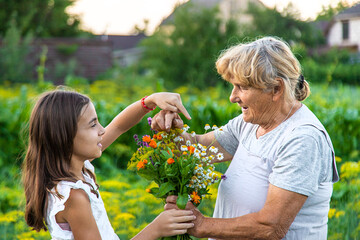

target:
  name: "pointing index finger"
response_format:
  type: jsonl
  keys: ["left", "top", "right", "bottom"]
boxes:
{"left": 175, "top": 102, "right": 191, "bottom": 120}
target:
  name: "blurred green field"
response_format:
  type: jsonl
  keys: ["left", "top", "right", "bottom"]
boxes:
{"left": 0, "top": 81, "right": 359, "bottom": 239}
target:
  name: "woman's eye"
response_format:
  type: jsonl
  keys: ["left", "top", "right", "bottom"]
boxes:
{"left": 238, "top": 85, "right": 248, "bottom": 90}
{"left": 235, "top": 84, "right": 243, "bottom": 90}
{"left": 91, "top": 123, "right": 97, "bottom": 127}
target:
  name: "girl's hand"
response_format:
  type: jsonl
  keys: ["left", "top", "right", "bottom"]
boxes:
{"left": 150, "top": 209, "right": 196, "bottom": 238}
{"left": 146, "top": 93, "right": 191, "bottom": 120}
{"left": 165, "top": 195, "right": 206, "bottom": 238}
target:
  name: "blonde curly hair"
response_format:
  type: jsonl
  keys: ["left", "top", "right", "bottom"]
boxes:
{"left": 216, "top": 36, "right": 310, "bottom": 102}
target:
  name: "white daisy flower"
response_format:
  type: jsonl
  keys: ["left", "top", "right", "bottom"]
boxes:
{"left": 174, "top": 136, "right": 181, "bottom": 142}
{"left": 191, "top": 131, "right": 196, "bottom": 137}
{"left": 216, "top": 153, "right": 224, "bottom": 161}
{"left": 204, "top": 124, "right": 211, "bottom": 131}
{"left": 186, "top": 140, "right": 192, "bottom": 146}
{"left": 212, "top": 125, "right": 218, "bottom": 130}
{"left": 182, "top": 124, "right": 190, "bottom": 132}
{"left": 209, "top": 146, "right": 218, "bottom": 153}
{"left": 181, "top": 145, "right": 188, "bottom": 151}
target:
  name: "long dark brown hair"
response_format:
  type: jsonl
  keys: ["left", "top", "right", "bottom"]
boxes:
{"left": 22, "top": 89, "right": 99, "bottom": 231}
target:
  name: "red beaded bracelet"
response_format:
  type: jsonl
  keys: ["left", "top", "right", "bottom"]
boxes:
{"left": 141, "top": 96, "right": 156, "bottom": 111}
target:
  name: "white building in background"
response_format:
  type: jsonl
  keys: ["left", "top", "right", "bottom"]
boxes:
{"left": 327, "top": 3, "right": 360, "bottom": 52}
{"left": 161, "top": 0, "right": 264, "bottom": 31}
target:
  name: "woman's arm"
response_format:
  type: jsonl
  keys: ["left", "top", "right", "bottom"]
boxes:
{"left": 166, "top": 184, "right": 307, "bottom": 239}
{"left": 101, "top": 93, "right": 191, "bottom": 151}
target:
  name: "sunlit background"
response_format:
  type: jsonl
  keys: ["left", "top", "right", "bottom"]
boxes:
{"left": 0, "top": 0, "right": 360, "bottom": 239}
{"left": 67, "top": 0, "right": 360, "bottom": 35}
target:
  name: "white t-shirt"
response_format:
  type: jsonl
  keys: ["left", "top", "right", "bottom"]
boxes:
{"left": 213, "top": 104, "right": 338, "bottom": 239}
{"left": 46, "top": 160, "right": 119, "bottom": 240}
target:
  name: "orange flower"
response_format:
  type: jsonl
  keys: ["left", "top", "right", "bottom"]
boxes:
{"left": 142, "top": 135, "right": 151, "bottom": 143}
{"left": 137, "top": 160, "right": 145, "bottom": 170}
{"left": 143, "top": 159, "right": 148, "bottom": 164}
{"left": 146, "top": 188, "right": 151, "bottom": 193}
{"left": 149, "top": 140, "right": 157, "bottom": 148}
{"left": 157, "top": 135, "right": 162, "bottom": 140}
{"left": 167, "top": 158, "right": 175, "bottom": 164}
{"left": 153, "top": 134, "right": 158, "bottom": 139}
{"left": 183, "top": 152, "right": 188, "bottom": 155}
{"left": 190, "top": 191, "right": 201, "bottom": 204}
{"left": 188, "top": 146, "right": 195, "bottom": 154}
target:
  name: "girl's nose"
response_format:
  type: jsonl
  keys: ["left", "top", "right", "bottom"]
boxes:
{"left": 99, "top": 125, "right": 106, "bottom": 136}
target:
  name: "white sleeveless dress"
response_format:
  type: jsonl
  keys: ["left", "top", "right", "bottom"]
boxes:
{"left": 45, "top": 160, "right": 119, "bottom": 240}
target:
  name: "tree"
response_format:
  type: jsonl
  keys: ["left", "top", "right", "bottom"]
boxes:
{"left": 245, "top": 3, "right": 325, "bottom": 47}
{"left": 0, "top": 0, "right": 85, "bottom": 37}
{"left": 0, "top": 17, "right": 33, "bottom": 83}
{"left": 139, "top": 3, "right": 240, "bottom": 89}
{"left": 315, "top": 1, "right": 350, "bottom": 21}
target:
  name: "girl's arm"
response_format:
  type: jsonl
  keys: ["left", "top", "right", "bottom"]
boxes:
{"left": 56, "top": 189, "right": 102, "bottom": 240}
{"left": 131, "top": 209, "right": 196, "bottom": 240}
{"left": 101, "top": 92, "right": 191, "bottom": 151}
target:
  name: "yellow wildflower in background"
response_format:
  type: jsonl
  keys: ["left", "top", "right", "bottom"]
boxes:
{"left": 0, "top": 210, "right": 23, "bottom": 223}
{"left": 335, "top": 210, "right": 345, "bottom": 218}
{"left": 335, "top": 156, "right": 342, "bottom": 163}
{"left": 340, "top": 161, "right": 360, "bottom": 179}
{"left": 101, "top": 180, "right": 131, "bottom": 191}
{"left": 328, "top": 208, "right": 336, "bottom": 219}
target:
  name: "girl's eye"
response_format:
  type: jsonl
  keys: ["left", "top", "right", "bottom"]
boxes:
{"left": 91, "top": 123, "right": 97, "bottom": 128}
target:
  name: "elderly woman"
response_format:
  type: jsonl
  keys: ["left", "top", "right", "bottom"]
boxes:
{"left": 151, "top": 37, "right": 339, "bottom": 239}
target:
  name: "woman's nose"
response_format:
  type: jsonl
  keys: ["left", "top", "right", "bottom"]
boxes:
{"left": 229, "top": 87, "right": 239, "bottom": 103}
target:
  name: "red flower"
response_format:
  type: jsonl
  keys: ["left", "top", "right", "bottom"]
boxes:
{"left": 137, "top": 160, "right": 146, "bottom": 170}
{"left": 188, "top": 146, "right": 195, "bottom": 154}
{"left": 142, "top": 135, "right": 151, "bottom": 143}
{"left": 190, "top": 191, "right": 201, "bottom": 204}
{"left": 167, "top": 158, "right": 175, "bottom": 164}
{"left": 149, "top": 140, "right": 157, "bottom": 148}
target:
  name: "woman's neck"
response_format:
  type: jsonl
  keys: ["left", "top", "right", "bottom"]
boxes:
{"left": 256, "top": 101, "right": 301, "bottom": 138}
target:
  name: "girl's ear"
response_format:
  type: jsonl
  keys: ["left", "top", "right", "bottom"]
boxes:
{"left": 272, "top": 78, "right": 284, "bottom": 101}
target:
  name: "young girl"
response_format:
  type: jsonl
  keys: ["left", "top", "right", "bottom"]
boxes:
{"left": 22, "top": 89, "right": 195, "bottom": 240}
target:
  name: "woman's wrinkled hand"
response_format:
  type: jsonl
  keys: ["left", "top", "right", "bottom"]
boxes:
{"left": 151, "top": 110, "right": 184, "bottom": 132}
{"left": 165, "top": 195, "right": 206, "bottom": 238}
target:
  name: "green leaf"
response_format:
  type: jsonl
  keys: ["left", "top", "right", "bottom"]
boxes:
{"left": 149, "top": 187, "right": 159, "bottom": 197}
{"left": 176, "top": 192, "right": 189, "bottom": 209}
{"left": 161, "top": 148, "right": 173, "bottom": 159}
{"left": 138, "top": 170, "right": 156, "bottom": 182}
{"left": 156, "top": 182, "right": 176, "bottom": 198}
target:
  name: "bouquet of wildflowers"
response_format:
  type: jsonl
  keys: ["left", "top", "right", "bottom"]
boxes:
{"left": 128, "top": 118, "right": 224, "bottom": 240}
